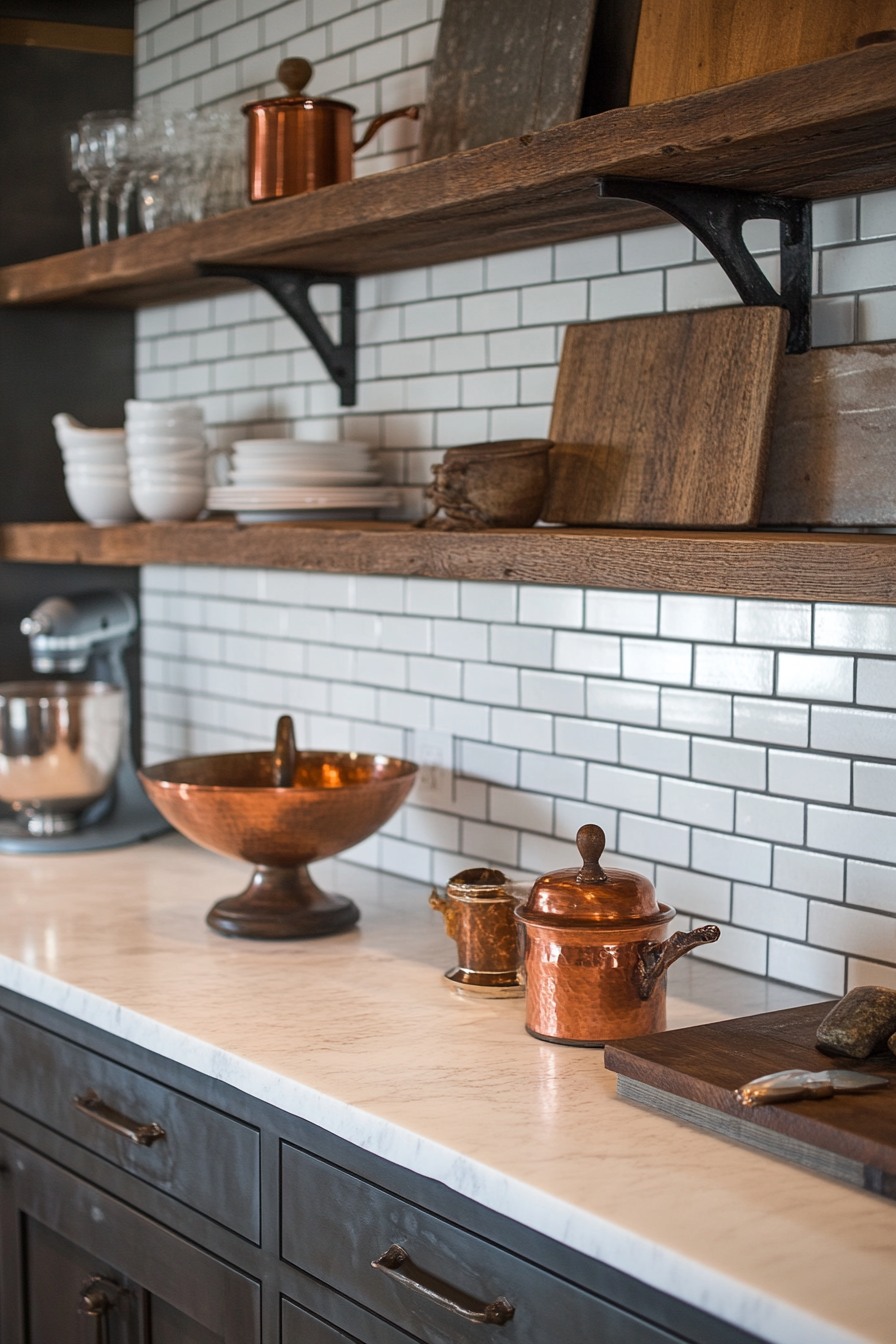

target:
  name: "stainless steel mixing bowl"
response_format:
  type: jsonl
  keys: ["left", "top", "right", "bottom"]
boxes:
{"left": 0, "top": 681, "right": 125, "bottom": 835}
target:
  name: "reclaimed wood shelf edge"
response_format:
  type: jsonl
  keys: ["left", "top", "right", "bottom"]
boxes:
{"left": 1, "top": 42, "right": 895, "bottom": 308}
{"left": 5, "top": 522, "right": 896, "bottom": 604}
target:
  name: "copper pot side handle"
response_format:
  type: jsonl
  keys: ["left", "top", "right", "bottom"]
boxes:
{"left": 636, "top": 925, "right": 721, "bottom": 1000}
{"left": 371, "top": 1244, "right": 514, "bottom": 1326}
{"left": 429, "top": 889, "right": 459, "bottom": 940}
{"left": 354, "top": 105, "right": 421, "bottom": 153}
{"left": 72, "top": 1089, "right": 166, "bottom": 1147}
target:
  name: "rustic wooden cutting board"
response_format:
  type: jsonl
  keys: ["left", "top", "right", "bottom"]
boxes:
{"left": 418, "top": 0, "right": 598, "bottom": 162}
{"left": 628, "top": 0, "right": 896, "bottom": 105}
{"left": 761, "top": 340, "right": 896, "bottom": 526}
{"left": 605, "top": 1002, "right": 896, "bottom": 1197}
{"left": 542, "top": 306, "right": 787, "bottom": 528}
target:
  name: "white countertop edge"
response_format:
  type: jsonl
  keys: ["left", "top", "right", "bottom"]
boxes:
{"left": 0, "top": 955, "right": 864, "bottom": 1344}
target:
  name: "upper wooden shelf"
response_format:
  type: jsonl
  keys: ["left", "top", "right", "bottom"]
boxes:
{"left": 5, "top": 521, "right": 896, "bottom": 605}
{"left": 2, "top": 44, "right": 896, "bottom": 310}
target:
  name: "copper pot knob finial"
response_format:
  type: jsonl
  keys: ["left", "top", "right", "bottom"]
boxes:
{"left": 575, "top": 824, "right": 608, "bottom": 885}
{"left": 277, "top": 57, "right": 313, "bottom": 94}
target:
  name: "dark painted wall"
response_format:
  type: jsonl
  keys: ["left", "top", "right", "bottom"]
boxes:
{"left": 0, "top": 2, "right": 141, "bottom": 758}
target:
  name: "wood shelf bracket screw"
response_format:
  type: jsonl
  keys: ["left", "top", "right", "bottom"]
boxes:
{"left": 197, "top": 263, "right": 357, "bottom": 404}
{"left": 597, "top": 178, "right": 812, "bottom": 354}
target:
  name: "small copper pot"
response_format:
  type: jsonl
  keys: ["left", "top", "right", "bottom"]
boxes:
{"left": 429, "top": 868, "right": 525, "bottom": 997}
{"left": 244, "top": 58, "right": 420, "bottom": 203}
{"left": 516, "top": 825, "right": 720, "bottom": 1046}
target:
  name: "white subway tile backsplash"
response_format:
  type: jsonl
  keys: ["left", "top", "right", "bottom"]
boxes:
{"left": 620, "top": 726, "right": 690, "bottom": 776}
{"left": 811, "top": 705, "right": 896, "bottom": 758}
{"left": 622, "top": 637, "right": 692, "bottom": 685}
{"left": 586, "top": 590, "right": 658, "bottom": 635}
{"left": 587, "top": 679, "right": 659, "bottom": 727}
{"left": 733, "top": 697, "right": 809, "bottom": 747}
{"left": 694, "top": 645, "right": 774, "bottom": 695}
{"left": 588, "top": 764, "right": 658, "bottom": 815}
{"left": 768, "top": 749, "right": 851, "bottom": 804}
{"left": 810, "top": 900, "right": 896, "bottom": 962}
{"left": 733, "top": 884, "right": 807, "bottom": 940}
{"left": 847, "top": 958, "right": 896, "bottom": 991}
{"left": 736, "top": 792, "right": 804, "bottom": 845}
{"left": 659, "top": 595, "right": 734, "bottom": 643}
{"left": 137, "top": 7, "right": 896, "bottom": 994}
{"left": 777, "top": 653, "right": 854, "bottom": 702}
{"left": 846, "top": 858, "right": 896, "bottom": 914}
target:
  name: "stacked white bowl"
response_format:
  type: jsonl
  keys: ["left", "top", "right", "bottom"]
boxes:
{"left": 53, "top": 414, "right": 137, "bottom": 526}
{"left": 125, "top": 399, "right": 208, "bottom": 521}
{"left": 229, "top": 439, "right": 379, "bottom": 487}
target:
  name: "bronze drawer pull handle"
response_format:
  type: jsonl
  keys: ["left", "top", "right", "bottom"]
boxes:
{"left": 371, "top": 1244, "right": 514, "bottom": 1325}
{"left": 72, "top": 1089, "right": 166, "bottom": 1146}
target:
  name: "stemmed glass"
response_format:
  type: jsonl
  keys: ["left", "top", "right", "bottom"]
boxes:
{"left": 79, "top": 110, "right": 131, "bottom": 244}
{"left": 63, "top": 125, "right": 94, "bottom": 248}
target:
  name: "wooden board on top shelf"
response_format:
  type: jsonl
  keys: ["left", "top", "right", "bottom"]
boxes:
{"left": 605, "top": 1002, "right": 896, "bottom": 1190}
{"left": 1, "top": 42, "right": 896, "bottom": 310}
{"left": 761, "top": 340, "right": 896, "bottom": 527}
{"left": 629, "top": 0, "right": 896, "bottom": 105}
{"left": 6, "top": 522, "right": 896, "bottom": 605}
{"left": 543, "top": 307, "right": 787, "bottom": 528}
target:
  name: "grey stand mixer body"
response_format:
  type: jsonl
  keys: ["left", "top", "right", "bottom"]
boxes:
{"left": 0, "top": 590, "right": 169, "bottom": 854}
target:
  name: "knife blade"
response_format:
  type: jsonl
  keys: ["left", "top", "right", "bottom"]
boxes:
{"left": 735, "top": 1068, "right": 890, "bottom": 1107}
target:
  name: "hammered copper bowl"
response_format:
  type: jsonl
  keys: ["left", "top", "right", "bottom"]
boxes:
{"left": 139, "top": 748, "right": 417, "bottom": 939}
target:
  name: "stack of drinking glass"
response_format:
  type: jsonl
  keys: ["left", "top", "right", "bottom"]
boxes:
{"left": 66, "top": 107, "right": 245, "bottom": 247}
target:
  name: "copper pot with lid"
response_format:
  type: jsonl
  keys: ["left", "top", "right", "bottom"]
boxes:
{"left": 516, "top": 825, "right": 720, "bottom": 1046}
{"left": 244, "top": 59, "right": 421, "bottom": 203}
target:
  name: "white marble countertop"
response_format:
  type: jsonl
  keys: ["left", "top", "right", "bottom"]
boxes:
{"left": 0, "top": 834, "right": 892, "bottom": 1344}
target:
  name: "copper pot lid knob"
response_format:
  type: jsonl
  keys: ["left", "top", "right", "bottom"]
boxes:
{"left": 575, "top": 824, "right": 608, "bottom": 885}
{"left": 277, "top": 57, "right": 313, "bottom": 95}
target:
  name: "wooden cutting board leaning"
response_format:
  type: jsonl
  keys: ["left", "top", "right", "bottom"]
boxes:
{"left": 760, "top": 340, "right": 896, "bottom": 526}
{"left": 417, "top": 0, "right": 599, "bottom": 161}
{"left": 628, "top": 0, "right": 896, "bottom": 105}
{"left": 541, "top": 306, "right": 788, "bottom": 528}
{"left": 605, "top": 1002, "right": 896, "bottom": 1199}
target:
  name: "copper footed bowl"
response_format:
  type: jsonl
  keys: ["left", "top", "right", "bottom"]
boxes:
{"left": 139, "top": 742, "right": 417, "bottom": 940}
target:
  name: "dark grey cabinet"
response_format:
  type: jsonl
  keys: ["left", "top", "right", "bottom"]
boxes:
{"left": 0, "top": 992, "right": 761, "bottom": 1344}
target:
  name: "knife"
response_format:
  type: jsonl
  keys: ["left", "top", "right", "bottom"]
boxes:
{"left": 735, "top": 1068, "right": 890, "bottom": 1107}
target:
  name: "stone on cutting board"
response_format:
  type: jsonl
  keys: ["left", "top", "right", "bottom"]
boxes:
{"left": 816, "top": 986, "right": 896, "bottom": 1058}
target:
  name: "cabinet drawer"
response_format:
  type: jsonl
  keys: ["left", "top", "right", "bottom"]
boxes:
{"left": 0, "top": 1009, "right": 259, "bottom": 1241}
{"left": 281, "top": 1144, "right": 679, "bottom": 1344}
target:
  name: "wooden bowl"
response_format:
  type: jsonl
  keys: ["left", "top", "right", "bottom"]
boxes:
{"left": 417, "top": 439, "right": 551, "bottom": 530}
{"left": 139, "top": 749, "right": 417, "bottom": 939}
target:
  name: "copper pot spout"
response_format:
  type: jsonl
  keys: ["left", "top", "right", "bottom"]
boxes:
{"left": 636, "top": 925, "right": 721, "bottom": 1000}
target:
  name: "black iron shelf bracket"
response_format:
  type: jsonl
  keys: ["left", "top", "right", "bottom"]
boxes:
{"left": 597, "top": 178, "right": 812, "bottom": 354}
{"left": 197, "top": 262, "right": 358, "bottom": 404}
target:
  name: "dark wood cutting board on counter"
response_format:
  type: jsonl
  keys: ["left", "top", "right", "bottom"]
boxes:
{"left": 605, "top": 1002, "right": 896, "bottom": 1199}
{"left": 542, "top": 306, "right": 788, "bottom": 528}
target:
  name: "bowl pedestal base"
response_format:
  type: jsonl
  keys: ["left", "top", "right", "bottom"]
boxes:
{"left": 206, "top": 863, "right": 360, "bottom": 939}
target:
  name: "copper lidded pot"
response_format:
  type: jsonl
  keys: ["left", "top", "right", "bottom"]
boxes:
{"left": 244, "top": 58, "right": 421, "bottom": 203}
{"left": 429, "top": 867, "right": 525, "bottom": 997}
{"left": 516, "top": 825, "right": 720, "bottom": 1046}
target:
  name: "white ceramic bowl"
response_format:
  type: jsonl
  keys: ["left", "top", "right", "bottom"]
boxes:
{"left": 65, "top": 475, "right": 138, "bottom": 526}
{"left": 127, "top": 449, "right": 207, "bottom": 468}
{"left": 66, "top": 468, "right": 131, "bottom": 484}
{"left": 53, "top": 413, "right": 125, "bottom": 443}
{"left": 126, "top": 432, "right": 205, "bottom": 449}
{"left": 61, "top": 443, "right": 127, "bottom": 463}
{"left": 125, "top": 399, "right": 203, "bottom": 420}
{"left": 130, "top": 479, "right": 207, "bottom": 521}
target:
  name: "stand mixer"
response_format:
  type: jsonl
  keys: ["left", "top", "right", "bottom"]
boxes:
{"left": 0, "top": 590, "right": 168, "bottom": 854}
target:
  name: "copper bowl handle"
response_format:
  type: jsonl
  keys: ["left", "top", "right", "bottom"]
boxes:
{"left": 272, "top": 714, "right": 296, "bottom": 788}
{"left": 353, "top": 105, "right": 421, "bottom": 153}
{"left": 636, "top": 925, "right": 720, "bottom": 1000}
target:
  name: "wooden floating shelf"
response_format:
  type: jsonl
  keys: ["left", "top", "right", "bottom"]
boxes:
{"left": 1, "top": 44, "right": 896, "bottom": 310}
{"left": 5, "top": 521, "right": 896, "bottom": 605}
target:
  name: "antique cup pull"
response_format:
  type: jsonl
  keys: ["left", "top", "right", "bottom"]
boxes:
{"left": 636, "top": 925, "right": 721, "bottom": 1000}
{"left": 371, "top": 1244, "right": 514, "bottom": 1325}
{"left": 72, "top": 1089, "right": 166, "bottom": 1146}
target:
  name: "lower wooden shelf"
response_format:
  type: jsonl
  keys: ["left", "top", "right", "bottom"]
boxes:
{"left": 3, "top": 520, "right": 896, "bottom": 604}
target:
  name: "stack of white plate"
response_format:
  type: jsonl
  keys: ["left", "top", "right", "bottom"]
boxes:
{"left": 206, "top": 439, "right": 400, "bottom": 522}
{"left": 53, "top": 414, "right": 138, "bottom": 526}
{"left": 125, "top": 400, "right": 208, "bottom": 522}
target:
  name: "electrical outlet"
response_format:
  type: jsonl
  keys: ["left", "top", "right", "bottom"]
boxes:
{"left": 411, "top": 730, "right": 454, "bottom": 806}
